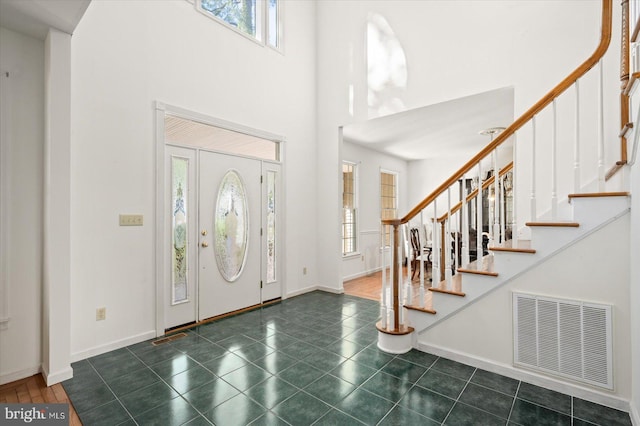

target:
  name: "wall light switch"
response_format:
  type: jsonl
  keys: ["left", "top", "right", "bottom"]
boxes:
{"left": 119, "top": 214, "right": 143, "bottom": 226}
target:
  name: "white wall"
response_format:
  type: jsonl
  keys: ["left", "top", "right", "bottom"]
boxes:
{"left": 317, "top": 0, "right": 618, "bottom": 289}
{"left": 341, "top": 141, "right": 408, "bottom": 281}
{"left": 70, "top": 0, "right": 317, "bottom": 359}
{"left": 629, "top": 129, "right": 640, "bottom": 422}
{"left": 419, "top": 213, "right": 632, "bottom": 407}
{"left": 0, "top": 27, "right": 44, "bottom": 384}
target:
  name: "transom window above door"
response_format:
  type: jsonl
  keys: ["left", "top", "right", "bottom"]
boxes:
{"left": 165, "top": 114, "right": 280, "bottom": 161}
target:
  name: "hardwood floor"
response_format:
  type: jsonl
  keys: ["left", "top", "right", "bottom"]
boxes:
{"left": 0, "top": 374, "right": 82, "bottom": 425}
{"left": 344, "top": 266, "right": 436, "bottom": 309}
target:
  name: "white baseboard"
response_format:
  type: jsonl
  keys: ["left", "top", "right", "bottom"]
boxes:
{"left": 317, "top": 285, "right": 344, "bottom": 295}
{"left": 41, "top": 364, "right": 73, "bottom": 386}
{"left": 416, "top": 342, "right": 631, "bottom": 413}
{"left": 0, "top": 365, "right": 41, "bottom": 386}
{"left": 343, "top": 267, "right": 382, "bottom": 282}
{"left": 70, "top": 330, "right": 157, "bottom": 363}
{"left": 286, "top": 284, "right": 344, "bottom": 299}
{"left": 630, "top": 401, "right": 639, "bottom": 426}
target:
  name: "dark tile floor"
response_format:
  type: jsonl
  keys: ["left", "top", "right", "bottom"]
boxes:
{"left": 63, "top": 291, "right": 632, "bottom": 426}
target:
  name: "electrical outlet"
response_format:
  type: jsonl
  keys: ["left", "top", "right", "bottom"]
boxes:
{"left": 361, "top": 255, "right": 365, "bottom": 261}
{"left": 303, "top": 267, "right": 307, "bottom": 275}
{"left": 96, "top": 307, "right": 106, "bottom": 321}
{"left": 119, "top": 214, "right": 143, "bottom": 226}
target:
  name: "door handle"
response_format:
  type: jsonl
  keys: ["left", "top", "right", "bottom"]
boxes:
{"left": 201, "top": 241, "right": 209, "bottom": 248}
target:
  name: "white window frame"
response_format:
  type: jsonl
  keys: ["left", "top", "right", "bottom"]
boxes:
{"left": 194, "top": 0, "right": 282, "bottom": 51}
{"left": 342, "top": 161, "right": 358, "bottom": 257}
{"left": 380, "top": 169, "right": 398, "bottom": 248}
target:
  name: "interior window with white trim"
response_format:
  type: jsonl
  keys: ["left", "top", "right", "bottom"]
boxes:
{"left": 196, "top": 0, "right": 280, "bottom": 48}
{"left": 342, "top": 162, "right": 357, "bottom": 256}
{"left": 380, "top": 170, "right": 397, "bottom": 246}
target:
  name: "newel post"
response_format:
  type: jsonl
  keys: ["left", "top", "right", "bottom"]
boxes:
{"left": 377, "top": 219, "right": 414, "bottom": 353}
{"left": 391, "top": 222, "right": 401, "bottom": 332}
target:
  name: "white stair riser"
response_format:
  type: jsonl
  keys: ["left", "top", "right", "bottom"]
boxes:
{"left": 406, "top": 196, "right": 629, "bottom": 337}
{"left": 571, "top": 197, "right": 630, "bottom": 229}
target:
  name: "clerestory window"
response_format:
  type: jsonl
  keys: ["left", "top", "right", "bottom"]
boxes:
{"left": 195, "top": 0, "right": 280, "bottom": 49}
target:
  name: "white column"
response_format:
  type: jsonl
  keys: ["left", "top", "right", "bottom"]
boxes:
{"left": 42, "top": 29, "right": 72, "bottom": 385}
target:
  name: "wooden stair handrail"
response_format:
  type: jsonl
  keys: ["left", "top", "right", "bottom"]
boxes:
{"left": 382, "top": 0, "right": 612, "bottom": 227}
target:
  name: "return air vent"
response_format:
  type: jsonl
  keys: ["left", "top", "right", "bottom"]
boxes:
{"left": 513, "top": 292, "right": 612, "bottom": 389}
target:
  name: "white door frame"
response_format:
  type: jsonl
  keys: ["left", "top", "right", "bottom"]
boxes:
{"left": 154, "top": 101, "right": 286, "bottom": 337}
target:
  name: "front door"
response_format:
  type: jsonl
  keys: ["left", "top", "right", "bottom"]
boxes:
{"left": 198, "top": 150, "right": 262, "bottom": 320}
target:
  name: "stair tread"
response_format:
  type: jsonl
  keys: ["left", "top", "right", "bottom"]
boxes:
{"left": 428, "top": 274, "right": 465, "bottom": 296}
{"left": 404, "top": 304, "right": 437, "bottom": 314}
{"left": 457, "top": 255, "right": 498, "bottom": 276}
{"left": 525, "top": 221, "right": 580, "bottom": 227}
{"left": 405, "top": 281, "right": 435, "bottom": 311}
{"left": 568, "top": 191, "right": 630, "bottom": 199}
{"left": 489, "top": 239, "right": 536, "bottom": 253}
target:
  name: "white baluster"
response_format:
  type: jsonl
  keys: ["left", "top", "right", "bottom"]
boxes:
{"left": 397, "top": 230, "right": 403, "bottom": 326}
{"left": 512, "top": 133, "right": 517, "bottom": 240}
{"left": 445, "top": 188, "right": 452, "bottom": 287}
{"left": 389, "top": 225, "right": 394, "bottom": 322}
{"left": 461, "top": 174, "right": 470, "bottom": 266}
{"left": 477, "top": 161, "right": 483, "bottom": 261}
{"left": 381, "top": 224, "right": 387, "bottom": 329}
{"left": 574, "top": 79, "right": 581, "bottom": 194}
{"left": 551, "top": 99, "right": 558, "bottom": 220}
{"left": 493, "top": 148, "right": 500, "bottom": 244}
{"left": 405, "top": 224, "right": 412, "bottom": 305}
{"left": 432, "top": 200, "right": 440, "bottom": 285}
{"left": 500, "top": 174, "right": 506, "bottom": 243}
{"left": 531, "top": 117, "right": 537, "bottom": 221}
{"left": 597, "top": 59, "right": 605, "bottom": 191}
{"left": 419, "top": 210, "right": 425, "bottom": 308}
{"left": 454, "top": 216, "right": 459, "bottom": 271}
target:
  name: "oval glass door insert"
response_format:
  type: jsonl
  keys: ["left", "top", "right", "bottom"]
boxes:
{"left": 214, "top": 170, "right": 249, "bottom": 282}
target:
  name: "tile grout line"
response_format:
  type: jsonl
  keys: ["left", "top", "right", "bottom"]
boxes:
{"left": 124, "top": 344, "right": 224, "bottom": 425}
{"left": 84, "top": 355, "right": 141, "bottom": 425}
{"left": 506, "top": 380, "right": 522, "bottom": 424}
{"left": 441, "top": 366, "right": 477, "bottom": 425}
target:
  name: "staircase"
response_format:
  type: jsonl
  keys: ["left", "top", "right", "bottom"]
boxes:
{"left": 375, "top": 0, "right": 633, "bottom": 356}
{"left": 404, "top": 192, "right": 630, "bottom": 334}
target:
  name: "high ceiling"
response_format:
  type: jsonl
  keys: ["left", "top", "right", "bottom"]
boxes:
{"left": 342, "top": 87, "right": 514, "bottom": 161}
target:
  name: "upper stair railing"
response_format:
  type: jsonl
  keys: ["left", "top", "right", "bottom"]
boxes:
{"left": 378, "top": 0, "right": 613, "bottom": 336}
